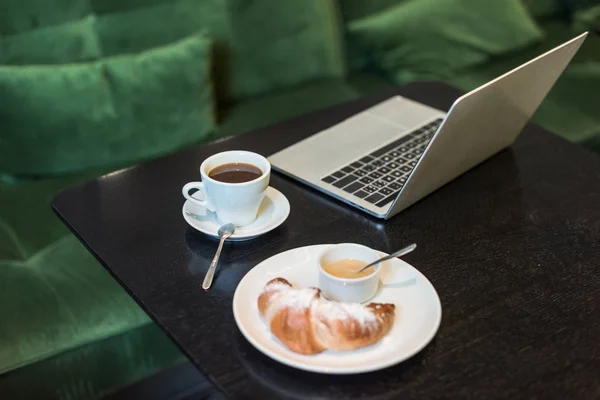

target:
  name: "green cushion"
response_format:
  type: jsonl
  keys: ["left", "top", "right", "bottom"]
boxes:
{"left": 95, "top": 0, "right": 232, "bottom": 102}
{"left": 0, "top": 168, "right": 187, "bottom": 399}
{"left": 226, "top": 0, "right": 345, "bottom": 100}
{"left": 0, "top": 174, "right": 156, "bottom": 376}
{"left": 0, "top": 235, "right": 151, "bottom": 375}
{"left": 0, "top": 324, "right": 186, "bottom": 400}
{"left": 0, "top": 15, "right": 101, "bottom": 65}
{"left": 90, "top": 0, "right": 168, "bottom": 15}
{"left": 521, "top": 0, "right": 562, "bottom": 18}
{"left": 338, "top": 0, "right": 405, "bottom": 22}
{"left": 96, "top": 0, "right": 229, "bottom": 57}
{"left": 532, "top": 62, "right": 600, "bottom": 151}
{"left": 522, "top": 0, "right": 600, "bottom": 19}
{"left": 0, "top": 33, "right": 215, "bottom": 177}
{"left": 348, "top": 0, "right": 544, "bottom": 84}
{"left": 573, "top": 5, "right": 600, "bottom": 31}
{"left": 338, "top": 0, "right": 409, "bottom": 73}
{"left": 346, "top": 72, "right": 394, "bottom": 95}
{"left": 217, "top": 78, "right": 360, "bottom": 138}
{"left": 93, "top": 0, "right": 345, "bottom": 101}
{"left": 568, "top": 0, "right": 600, "bottom": 11}
{"left": 0, "top": 0, "right": 91, "bottom": 35}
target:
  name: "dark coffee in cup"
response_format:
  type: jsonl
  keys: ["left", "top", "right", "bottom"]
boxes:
{"left": 208, "top": 163, "right": 262, "bottom": 183}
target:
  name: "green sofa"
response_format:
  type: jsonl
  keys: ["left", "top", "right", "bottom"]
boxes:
{"left": 1, "top": 0, "right": 599, "bottom": 398}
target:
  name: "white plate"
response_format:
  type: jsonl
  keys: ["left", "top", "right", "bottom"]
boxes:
{"left": 233, "top": 244, "right": 442, "bottom": 374}
{"left": 183, "top": 186, "right": 290, "bottom": 241}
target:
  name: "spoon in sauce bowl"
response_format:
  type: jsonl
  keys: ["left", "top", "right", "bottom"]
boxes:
{"left": 355, "top": 243, "right": 417, "bottom": 274}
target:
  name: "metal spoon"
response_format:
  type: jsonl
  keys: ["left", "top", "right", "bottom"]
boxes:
{"left": 202, "top": 223, "right": 235, "bottom": 290}
{"left": 356, "top": 243, "right": 417, "bottom": 273}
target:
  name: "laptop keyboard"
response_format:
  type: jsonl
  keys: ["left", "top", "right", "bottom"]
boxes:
{"left": 321, "top": 118, "right": 443, "bottom": 208}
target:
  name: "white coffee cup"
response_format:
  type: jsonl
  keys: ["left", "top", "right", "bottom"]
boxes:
{"left": 182, "top": 151, "right": 270, "bottom": 227}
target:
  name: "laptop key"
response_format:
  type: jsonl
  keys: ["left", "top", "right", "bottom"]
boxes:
{"left": 343, "top": 181, "right": 363, "bottom": 193}
{"left": 363, "top": 165, "right": 375, "bottom": 172}
{"left": 370, "top": 135, "right": 412, "bottom": 157}
{"left": 399, "top": 176, "right": 407, "bottom": 183}
{"left": 333, "top": 174, "right": 357, "bottom": 188}
{"left": 373, "top": 180, "right": 386, "bottom": 188}
{"left": 405, "top": 154, "right": 415, "bottom": 160}
{"left": 387, "top": 162, "right": 399, "bottom": 169}
{"left": 360, "top": 176, "right": 374, "bottom": 184}
{"left": 354, "top": 190, "right": 369, "bottom": 199}
{"left": 364, "top": 185, "right": 377, "bottom": 193}
{"left": 408, "top": 161, "right": 417, "bottom": 167}
{"left": 396, "top": 158, "right": 407, "bottom": 164}
{"left": 369, "top": 171, "right": 383, "bottom": 179}
{"left": 332, "top": 171, "right": 345, "bottom": 179}
{"left": 350, "top": 161, "right": 363, "bottom": 169}
{"left": 407, "top": 142, "right": 417, "bottom": 149}
{"left": 342, "top": 166, "right": 354, "bottom": 174}
{"left": 378, "top": 166, "right": 391, "bottom": 174}
{"left": 321, "top": 175, "right": 336, "bottom": 184}
{"left": 375, "top": 190, "right": 401, "bottom": 207}
{"left": 381, "top": 155, "right": 392, "bottom": 162}
{"left": 354, "top": 169, "right": 368, "bottom": 177}
{"left": 360, "top": 156, "right": 374, "bottom": 163}
{"left": 390, "top": 182, "right": 403, "bottom": 190}
{"left": 380, "top": 187, "right": 394, "bottom": 196}
{"left": 391, "top": 170, "right": 403, "bottom": 177}
{"left": 382, "top": 175, "right": 395, "bottom": 183}
{"left": 390, "top": 151, "right": 401, "bottom": 157}
{"left": 365, "top": 193, "right": 384, "bottom": 204}
{"left": 371, "top": 159, "right": 384, "bottom": 167}
{"left": 398, "top": 147, "right": 408, "bottom": 152}
{"left": 400, "top": 166, "right": 412, "bottom": 172}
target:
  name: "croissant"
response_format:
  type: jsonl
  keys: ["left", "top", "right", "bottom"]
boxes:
{"left": 258, "top": 278, "right": 396, "bottom": 354}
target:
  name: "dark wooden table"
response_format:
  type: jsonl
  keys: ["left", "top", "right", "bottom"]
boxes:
{"left": 53, "top": 83, "right": 600, "bottom": 399}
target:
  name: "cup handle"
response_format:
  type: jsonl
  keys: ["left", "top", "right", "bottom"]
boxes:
{"left": 182, "top": 182, "right": 216, "bottom": 212}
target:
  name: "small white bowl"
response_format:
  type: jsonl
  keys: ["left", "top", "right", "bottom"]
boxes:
{"left": 318, "top": 243, "right": 381, "bottom": 303}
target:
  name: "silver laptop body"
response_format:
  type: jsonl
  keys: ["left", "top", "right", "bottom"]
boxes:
{"left": 268, "top": 33, "right": 587, "bottom": 219}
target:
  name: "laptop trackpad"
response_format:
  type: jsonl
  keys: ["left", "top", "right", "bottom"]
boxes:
{"left": 269, "top": 96, "right": 443, "bottom": 181}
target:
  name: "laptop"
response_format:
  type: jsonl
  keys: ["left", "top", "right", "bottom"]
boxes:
{"left": 268, "top": 33, "right": 588, "bottom": 219}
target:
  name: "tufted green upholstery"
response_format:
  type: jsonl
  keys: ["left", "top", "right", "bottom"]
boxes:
{"left": 347, "top": 0, "right": 544, "bottom": 84}
{"left": 0, "top": 171, "right": 184, "bottom": 398}
{"left": 0, "top": 33, "right": 215, "bottom": 177}
{"left": 1, "top": 1, "right": 599, "bottom": 398}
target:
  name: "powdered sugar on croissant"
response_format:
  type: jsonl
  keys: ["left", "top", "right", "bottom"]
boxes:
{"left": 258, "top": 278, "right": 395, "bottom": 354}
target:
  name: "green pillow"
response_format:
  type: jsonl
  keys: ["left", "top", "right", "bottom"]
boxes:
{"left": 348, "top": 0, "right": 544, "bottom": 84}
{"left": 0, "top": 15, "right": 101, "bottom": 65}
{"left": 0, "top": 0, "right": 91, "bottom": 35}
{"left": 573, "top": 5, "right": 600, "bottom": 32}
{"left": 96, "top": 0, "right": 229, "bottom": 57}
{"left": 90, "top": 0, "right": 167, "bottom": 15}
{"left": 94, "top": 0, "right": 231, "bottom": 102}
{"left": 96, "top": 0, "right": 345, "bottom": 101}
{"left": 0, "top": 33, "right": 215, "bottom": 177}
{"left": 521, "top": 0, "right": 562, "bottom": 18}
{"left": 522, "top": 0, "right": 600, "bottom": 18}
{"left": 227, "top": 0, "right": 346, "bottom": 99}
{"left": 338, "top": 0, "right": 406, "bottom": 22}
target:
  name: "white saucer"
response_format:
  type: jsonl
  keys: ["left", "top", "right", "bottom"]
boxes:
{"left": 183, "top": 186, "right": 290, "bottom": 241}
{"left": 233, "top": 244, "right": 442, "bottom": 374}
